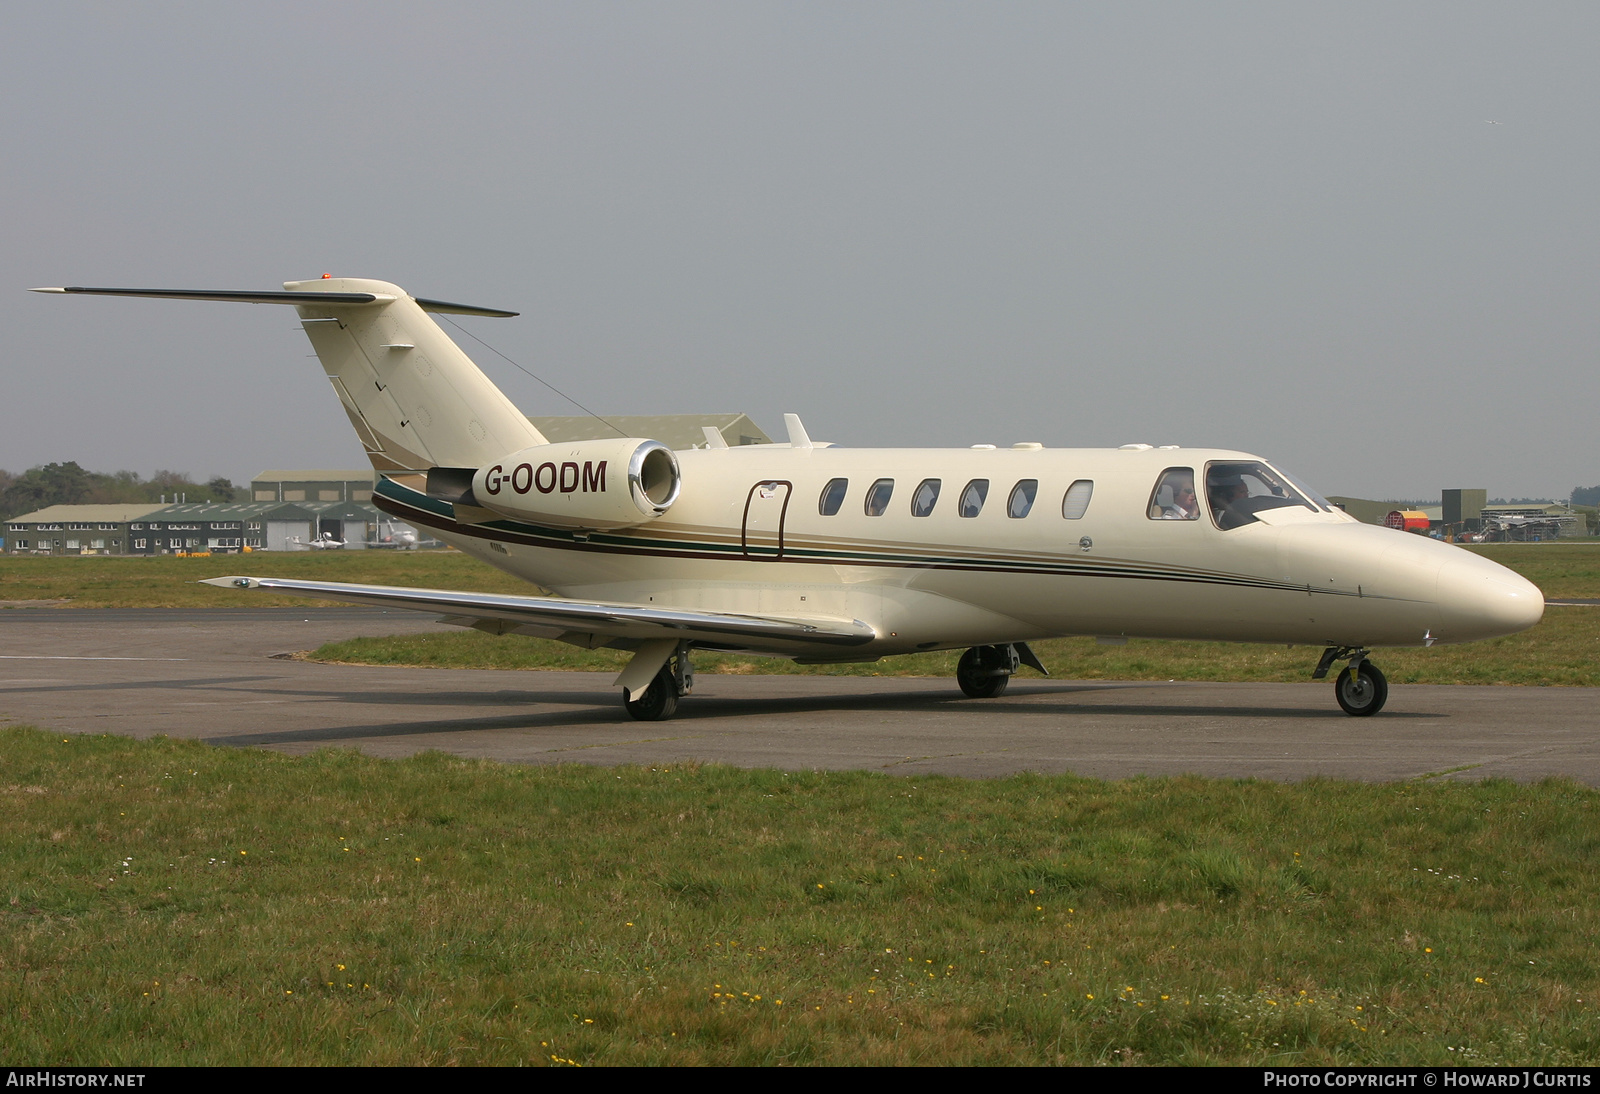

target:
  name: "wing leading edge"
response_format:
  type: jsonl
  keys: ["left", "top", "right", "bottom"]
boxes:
{"left": 200, "top": 576, "right": 876, "bottom": 652}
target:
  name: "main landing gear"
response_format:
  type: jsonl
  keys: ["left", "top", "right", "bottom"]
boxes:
{"left": 956, "top": 643, "right": 1048, "bottom": 699}
{"left": 623, "top": 643, "right": 694, "bottom": 721}
{"left": 1313, "top": 646, "right": 1389, "bottom": 717}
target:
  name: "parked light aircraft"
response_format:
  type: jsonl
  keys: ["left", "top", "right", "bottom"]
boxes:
{"left": 289, "top": 531, "right": 347, "bottom": 551}
{"left": 36, "top": 278, "right": 1545, "bottom": 720}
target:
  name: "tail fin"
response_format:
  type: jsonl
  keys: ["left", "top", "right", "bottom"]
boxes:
{"left": 287, "top": 278, "right": 545, "bottom": 471}
{"left": 36, "top": 278, "right": 547, "bottom": 470}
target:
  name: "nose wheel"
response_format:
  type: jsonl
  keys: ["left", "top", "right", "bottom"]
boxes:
{"left": 1334, "top": 661, "right": 1388, "bottom": 716}
{"left": 1314, "top": 646, "right": 1389, "bottom": 717}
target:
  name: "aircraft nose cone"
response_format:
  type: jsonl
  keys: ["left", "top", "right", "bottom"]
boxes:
{"left": 1435, "top": 552, "right": 1544, "bottom": 641}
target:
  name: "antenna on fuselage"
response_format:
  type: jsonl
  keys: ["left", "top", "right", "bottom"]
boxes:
{"left": 784, "top": 413, "right": 813, "bottom": 450}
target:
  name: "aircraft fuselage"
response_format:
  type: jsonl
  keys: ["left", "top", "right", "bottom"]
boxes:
{"left": 374, "top": 444, "right": 1543, "bottom": 660}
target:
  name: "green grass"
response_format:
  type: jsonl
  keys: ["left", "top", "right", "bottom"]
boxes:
{"left": 1479, "top": 543, "right": 1600, "bottom": 599}
{"left": 306, "top": 605, "right": 1600, "bottom": 686}
{"left": 0, "top": 550, "right": 532, "bottom": 608}
{"left": 308, "top": 544, "right": 1600, "bottom": 687}
{"left": 4, "top": 727, "right": 1598, "bottom": 1065}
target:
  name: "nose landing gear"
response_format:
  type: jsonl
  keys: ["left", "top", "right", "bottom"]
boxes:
{"left": 1314, "top": 646, "right": 1389, "bottom": 716}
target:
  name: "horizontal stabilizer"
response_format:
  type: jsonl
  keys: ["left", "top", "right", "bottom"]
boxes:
{"left": 32, "top": 286, "right": 518, "bottom": 318}
{"left": 413, "top": 297, "right": 519, "bottom": 318}
{"left": 201, "top": 576, "right": 876, "bottom": 651}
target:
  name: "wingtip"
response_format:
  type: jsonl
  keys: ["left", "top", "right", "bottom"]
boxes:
{"left": 200, "top": 576, "right": 258, "bottom": 589}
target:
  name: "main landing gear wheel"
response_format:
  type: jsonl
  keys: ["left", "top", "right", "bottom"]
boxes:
{"left": 1334, "top": 661, "right": 1388, "bottom": 717}
{"left": 957, "top": 645, "right": 1012, "bottom": 699}
{"left": 623, "top": 664, "right": 679, "bottom": 721}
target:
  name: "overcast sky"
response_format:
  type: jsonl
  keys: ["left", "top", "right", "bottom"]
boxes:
{"left": 2, "top": 2, "right": 1595, "bottom": 500}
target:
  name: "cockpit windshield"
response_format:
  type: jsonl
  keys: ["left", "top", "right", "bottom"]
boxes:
{"left": 1205, "top": 461, "right": 1323, "bottom": 529}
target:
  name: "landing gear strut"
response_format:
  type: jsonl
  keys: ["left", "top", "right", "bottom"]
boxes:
{"left": 1314, "top": 646, "right": 1388, "bottom": 717}
{"left": 623, "top": 642, "right": 693, "bottom": 721}
{"left": 956, "top": 643, "right": 1047, "bottom": 699}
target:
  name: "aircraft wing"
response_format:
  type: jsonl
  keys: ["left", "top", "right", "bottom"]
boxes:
{"left": 200, "top": 576, "right": 876, "bottom": 651}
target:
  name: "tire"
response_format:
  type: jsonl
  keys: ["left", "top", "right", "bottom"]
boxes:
{"left": 1334, "top": 661, "right": 1388, "bottom": 717}
{"left": 624, "top": 666, "right": 679, "bottom": 721}
{"left": 956, "top": 646, "right": 1010, "bottom": 699}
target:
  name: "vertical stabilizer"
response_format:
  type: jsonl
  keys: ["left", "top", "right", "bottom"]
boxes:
{"left": 33, "top": 278, "right": 548, "bottom": 472}
{"left": 285, "top": 278, "right": 547, "bottom": 471}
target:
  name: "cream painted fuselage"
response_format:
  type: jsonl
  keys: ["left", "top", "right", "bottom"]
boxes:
{"left": 401, "top": 443, "right": 1544, "bottom": 661}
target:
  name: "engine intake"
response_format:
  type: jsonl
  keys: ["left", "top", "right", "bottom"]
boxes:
{"left": 439, "top": 438, "right": 681, "bottom": 530}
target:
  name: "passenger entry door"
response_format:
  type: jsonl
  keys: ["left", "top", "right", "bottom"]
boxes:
{"left": 742, "top": 480, "right": 792, "bottom": 560}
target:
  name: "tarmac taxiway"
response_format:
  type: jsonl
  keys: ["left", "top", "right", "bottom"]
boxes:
{"left": 2, "top": 607, "right": 1595, "bottom": 784}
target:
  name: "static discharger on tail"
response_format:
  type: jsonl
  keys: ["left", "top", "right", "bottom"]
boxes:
{"left": 34, "top": 278, "right": 1545, "bottom": 720}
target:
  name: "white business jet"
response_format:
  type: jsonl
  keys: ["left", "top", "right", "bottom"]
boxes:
{"left": 35, "top": 279, "right": 1544, "bottom": 720}
{"left": 369, "top": 520, "right": 420, "bottom": 550}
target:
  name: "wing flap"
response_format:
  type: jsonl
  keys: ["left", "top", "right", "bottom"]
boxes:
{"left": 201, "top": 576, "right": 876, "bottom": 650}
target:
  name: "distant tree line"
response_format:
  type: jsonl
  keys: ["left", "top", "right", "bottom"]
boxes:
{"left": 1571, "top": 486, "right": 1600, "bottom": 508}
{"left": 0, "top": 463, "right": 241, "bottom": 523}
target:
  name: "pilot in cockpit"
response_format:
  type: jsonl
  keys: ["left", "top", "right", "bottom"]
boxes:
{"left": 1151, "top": 469, "right": 1200, "bottom": 520}
{"left": 1208, "top": 470, "right": 1256, "bottom": 529}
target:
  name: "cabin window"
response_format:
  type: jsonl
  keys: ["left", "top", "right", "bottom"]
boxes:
{"left": 1205, "top": 461, "right": 1318, "bottom": 529}
{"left": 1061, "top": 479, "right": 1094, "bottom": 519}
{"left": 959, "top": 479, "right": 989, "bottom": 517}
{"left": 1007, "top": 479, "right": 1038, "bottom": 518}
{"left": 818, "top": 478, "right": 848, "bottom": 516}
{"left": 911, "top": 479, "right": 941, "bottom": 517}
{"left": 1149, "top": 467, "right": 1200, "bottom": 520}
{"left": 864, "top": 479, "right": 895, "bottom": 516}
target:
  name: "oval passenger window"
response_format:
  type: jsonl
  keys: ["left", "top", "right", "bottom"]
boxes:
{"left": 864, "top": 479, "right": 895, "bottom": 516}
{"left": 818, "top": 478, "right": 848, "bottom": 516}
{"left": 959, "top": 479, "right": 989, "bottom": 517}
{"left": 1007, "top": 479, "right": 1038, "bottom": 518}
{"left": 1061, "top": 479, "right": 1093, "bottom": 519}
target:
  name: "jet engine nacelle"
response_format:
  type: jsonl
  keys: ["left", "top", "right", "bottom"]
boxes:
{"left": 466, "top": 438, "right": 682, "bottom": 530}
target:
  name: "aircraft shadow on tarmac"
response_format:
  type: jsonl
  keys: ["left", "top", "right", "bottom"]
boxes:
{"left": 201, "top": 680, "right": 1428, "bottom": 749}
{"left": 0, "top": 674, "right": 281, "bottom": 697}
